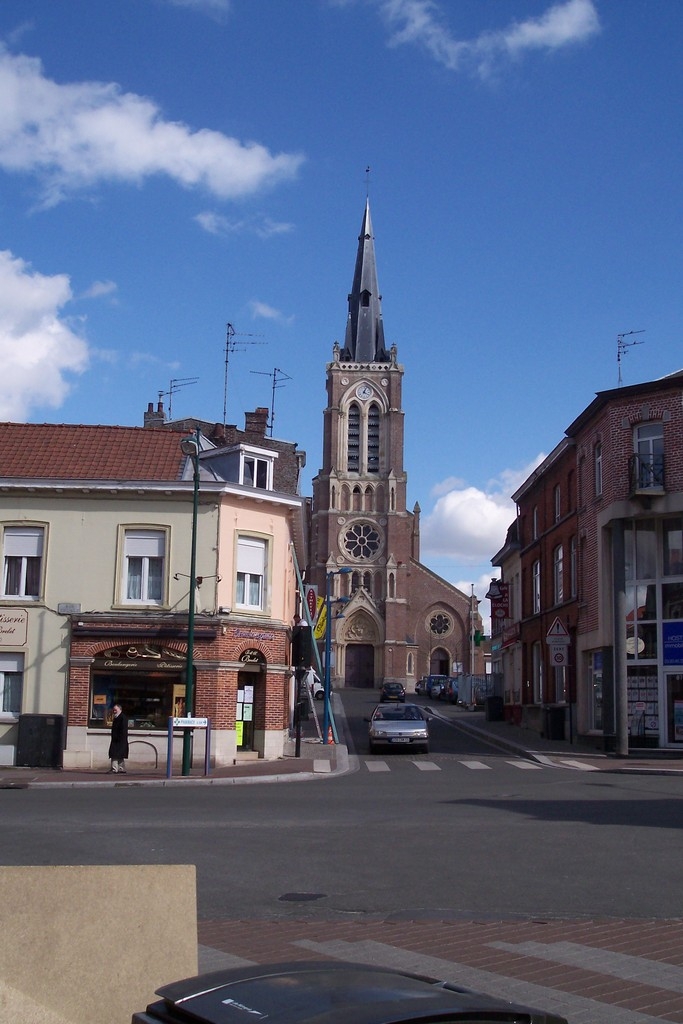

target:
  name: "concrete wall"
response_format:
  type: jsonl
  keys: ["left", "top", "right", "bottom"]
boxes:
{"left": 0, "top": 864, "right": 198, "bottom": 1024}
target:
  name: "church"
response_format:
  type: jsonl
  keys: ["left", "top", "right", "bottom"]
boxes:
{"left": 309, "top": 201, "right": 482, "bottom": 690}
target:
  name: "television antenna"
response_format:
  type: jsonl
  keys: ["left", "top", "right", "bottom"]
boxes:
{"left": 251, "top": 366, "right": 292, "bottom": 437}
{"left": 159, "top": 377, "right": 198, "bottom": 419}
{"left": 223, "top": 322, "right": 265, "bottom": 428}
{"left": 617, "top": 330, "right": 645, "bottom": 386}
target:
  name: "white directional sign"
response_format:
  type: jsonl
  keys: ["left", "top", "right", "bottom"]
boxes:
{"left": 545, "top": 617, "right": 570, "bottom": 644}
{"left": 172, "top": 716, "right": 208, "bottom": 728}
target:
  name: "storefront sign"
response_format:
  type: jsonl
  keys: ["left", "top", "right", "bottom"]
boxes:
{"left": 663, "top": 622, "right": 683, "bottom": 665}
{"left": 240, "top": 648, "right": 265, "bottom": 664}
{"left": 96, "top": 644, "right": 184, "bottom": 670}
{"left": 0, "top": 609, "right": 28, "bottom": 646}
{"left": 234, "top": 628, "right": 277, "bottom": 642}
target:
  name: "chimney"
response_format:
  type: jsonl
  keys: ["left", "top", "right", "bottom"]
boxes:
{"left": 244, "top": 407, "right": 269, "bottom": 438}
{"left": 144, "top": 400, "right": 166, "bottom": 428}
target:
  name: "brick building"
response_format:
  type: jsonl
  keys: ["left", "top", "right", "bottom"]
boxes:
{"left": 491, "top": 369, "right": 683, "bottom": 751}
{"left": 309, "top": 201, "right": 482, "bottom": 690}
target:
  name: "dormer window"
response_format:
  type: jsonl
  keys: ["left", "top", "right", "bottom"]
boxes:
{"left": 236, "top": 446, "right": 275, "bottom": 490}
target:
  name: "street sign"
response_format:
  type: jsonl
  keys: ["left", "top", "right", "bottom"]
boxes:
{"left": 172, "top": 716, "right": 208, "bottom": 728}
{"left": 549, "top": 645, "right": 568, "bottom": 666}
{"left": 545, "top": 617, "right": 570, "bottom": 644}
{"left": 304, "top": 585, "right": 318, "bottom": 621}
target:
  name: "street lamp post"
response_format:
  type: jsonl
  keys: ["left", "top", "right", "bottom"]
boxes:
{"left": 180, "top": 428, "right": 200, "bottom": 776}
{"left": 323, "top": 567, "right": 351, "bottom": 744}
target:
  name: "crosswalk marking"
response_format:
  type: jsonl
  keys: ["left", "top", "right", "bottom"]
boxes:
{"left": 556, "top": 758, "right": 600, "bottom": 771}
{"left": 413, "top": 760, "right": 441, "bottom": 771}
{"left": 362, "top": 758, "right": 555, "bottom": 773}
{"left": 505, "top": 759, "right": 543, "bottom": 770}
{"left": 459, "top": 760, "right": 491, "bottom": 770}
{"left": 366, "top": 761, "right": 390, "bottom": 772}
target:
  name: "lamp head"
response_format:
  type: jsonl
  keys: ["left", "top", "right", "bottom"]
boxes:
{"left": 180, "top": 437, "right": 199, "bottom": 457}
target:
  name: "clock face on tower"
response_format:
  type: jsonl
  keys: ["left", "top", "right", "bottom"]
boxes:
{"left": 355, "top": 383, "right": 373, "bottom": 401}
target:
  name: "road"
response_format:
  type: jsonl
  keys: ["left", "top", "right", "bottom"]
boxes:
{"left": 1, "top": 688, "right": 682, "bottom": 1022}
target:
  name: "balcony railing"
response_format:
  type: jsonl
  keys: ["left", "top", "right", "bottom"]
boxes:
{"left": 629, "top": 453, "right": 665, "bottom": 495}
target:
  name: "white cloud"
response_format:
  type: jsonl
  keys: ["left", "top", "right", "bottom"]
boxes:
{"left": 249, "top": 300, "right": 294, "bottom": 324}
{"left": 80, "top": 280, "right": 118, "bottom": 301}
{"left": 375, "top": 0, "right": 600, "bottom": 77}
{"left": 195, "top": 210, "right": 294, "bottom": 238}
{"left": 163, "top": 0, "right": 231, "bottom": 19}
{"left": 421, "top": 455, "right": 546, "bottom": 566}
{"left": 0, "top": 250, "right": 89, "bottom": 419}
{"left": 0, "top": 46, "right": 304, "bottom": 207}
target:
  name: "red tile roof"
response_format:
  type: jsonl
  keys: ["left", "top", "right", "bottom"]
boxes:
{"left": 0, "top": 423, "right": 188, "bottom": 482}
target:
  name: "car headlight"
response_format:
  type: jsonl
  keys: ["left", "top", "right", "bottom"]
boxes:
{"left": 370, "top": 728, "right": 388, "bottom": 738}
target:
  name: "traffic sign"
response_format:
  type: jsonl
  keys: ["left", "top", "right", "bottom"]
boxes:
{"left": 549, "top": 645, "right": 568, "bottom": 666}
{"left": 545, "top": 617, "right": 570, "bottom": 644}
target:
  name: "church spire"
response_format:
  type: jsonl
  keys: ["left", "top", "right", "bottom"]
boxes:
{"left": 341, "top": 199, "right": 388, "bottom": 363}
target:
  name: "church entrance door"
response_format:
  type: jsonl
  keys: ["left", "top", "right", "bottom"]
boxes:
{"left": 345, "top": 644, "right": 374, "bottom": 688}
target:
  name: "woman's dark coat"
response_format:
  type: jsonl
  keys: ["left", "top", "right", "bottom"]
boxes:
{"left": 108, "top": 712, "right": 129, "bottom": 759}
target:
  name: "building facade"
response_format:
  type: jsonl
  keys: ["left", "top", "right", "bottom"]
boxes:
{"left": 310, "top": 201, "right": 481, "bottom": 690}
{"left": 0, "top": 422, "right": 306, "bottom": 768}
{"left": 491, "top": 370, "right": 683, "bottom": 751}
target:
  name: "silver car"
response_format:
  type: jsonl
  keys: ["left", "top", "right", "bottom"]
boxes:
{"left": 367, "top": 703, "right": 429, "bottom": 754}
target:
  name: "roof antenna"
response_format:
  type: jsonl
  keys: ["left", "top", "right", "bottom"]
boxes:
{"left": 158, "top": 377, "right": 198, "bottom": 419}
{"left": 617, "top": 330, "right": 645, "bottom": 386}
{"left": 251, "top": 366, "right": 292, "bottom": 437}
{"left": 223, "top": 322, "right": 266, "bottom": 429}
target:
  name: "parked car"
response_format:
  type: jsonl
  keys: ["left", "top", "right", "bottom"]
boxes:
{"left": 132, "top": 959, "right": 569, "bottom": 1024}
{"left": 415, "top": 676, "right": 428, "bottom": 695}
{"left": 421, "top": 675, "right": 449, "bottom": 699}
{"left": 367, "top": 703, "right": 429, "bottom": 754}
{"left": 380, "top": 681, "right": 406, "bottom": 703}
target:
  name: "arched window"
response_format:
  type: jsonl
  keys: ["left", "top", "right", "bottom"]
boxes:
{"left": 363, "top": 571, "right": 372, "bottom": 591}
{"left": 351, "top": 571, "right": 361, "bottom": 593}
{"left": 347, "top": 403, "right": 360, "bottom": 472}
{"left": 364, "top": 485, "right": 373, "bottom": 511}
{"left": 352, "top": 486, "right": 362, "bottom": 511}
{"left": 388, "top": 572, "right": 396, "bottom": 598}
{"left": 367, "top": 403, "right": 380, "bottom": 474}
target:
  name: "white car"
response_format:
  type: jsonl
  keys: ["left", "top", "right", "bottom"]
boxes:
{"left": 367, "top": 703, "right": 429, "bottom": 754}
{"left": 308, "top": 675, "right": 324, "bottom": 700}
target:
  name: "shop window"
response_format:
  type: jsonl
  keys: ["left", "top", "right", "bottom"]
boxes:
{"left": 2, "top": 525, "right": 44, "bottom": 600}
{"left": 236, "top": 536, "right": 267, "bottom": 611}
{"left": 90, "top": 671, "right": 183, "bottom": 730}
{"left": 626, "top": 582, "right": 657, "bottom": 660}
{"left": 121, "top": 528, "right": 166, "bottom": 605}
{"left": 0, "top": 652, "right": 23, "bottom": 716}
{"left": 663, "top": 517, "right": 683, "bottom": 576}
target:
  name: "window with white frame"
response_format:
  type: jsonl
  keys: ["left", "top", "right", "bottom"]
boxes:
{"left": 634, "top": 422, "right": 664, "bottom": 489}
{"left": 532, "top": 559, "right": 541, "bottom": 614}
{"left": 594, "top": 442, "right": 603, "bottom": 497}
{"left": 236, "top": 536, "right": 267, "bottom": 610}
{"left": 553, "top": 544, "right": 564, "bottom": 605}
{"left": 242, "top": 453, "right": 273, "bottom": 489}
{"left": 2, "top": 525, "right": 44, "bottom": 600}
{"left": 122, "top": 529, "right": 166, "bottom": 604}
{"left": 0, "top": 652, "right": 23, "bottom": 716}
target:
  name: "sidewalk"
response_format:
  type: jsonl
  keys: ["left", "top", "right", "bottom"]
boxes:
{"left": 431, "top": 703, "right": 683, "bottom": 775}
{"left": 2, "top": 696, "right": 682, "bottom": 788}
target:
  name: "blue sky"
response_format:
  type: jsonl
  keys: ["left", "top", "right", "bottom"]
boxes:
{"left": 1, "top": 0, "right": 682, "bottom": 623}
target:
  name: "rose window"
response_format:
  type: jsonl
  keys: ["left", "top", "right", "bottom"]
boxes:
{"left": 429, "top": 613, "right": 452, "bottom": 636}
{"left": 342, "top": 521, "right": 382, "bottom": 560}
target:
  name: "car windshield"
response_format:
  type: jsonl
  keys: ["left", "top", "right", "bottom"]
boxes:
{"left": 373, "top": 705, "right": 422, "bottom": 721}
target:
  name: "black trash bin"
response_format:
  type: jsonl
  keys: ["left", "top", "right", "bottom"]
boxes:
{"left": 485, "top": 696, "right": 505, "bottom": 722}
{"left": 16, "top": 714, "right": 65, "bottom": 768}
{"left": 544, "top": 706, "right": 565, "bottom": 741}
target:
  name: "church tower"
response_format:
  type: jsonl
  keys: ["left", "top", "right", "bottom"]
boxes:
{"left": 311, "top": 200, "right": 415, "bottom": 687}
{"left": 310, "top": 200, "right": 481, "bottom": 691}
